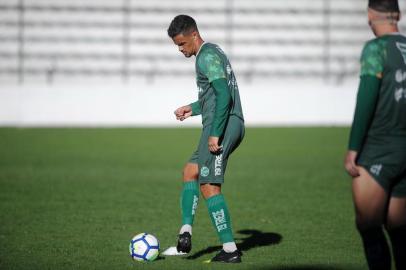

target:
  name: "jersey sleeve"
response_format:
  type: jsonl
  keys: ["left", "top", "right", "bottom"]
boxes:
{"left": 198, "top": 49, "right": 226, "bottom": 82}
{"left": 360, "top": 40, "right": 385, "bottom": 77}
{"left": 348, "top": 75, "right": 381, "bottom": 151}
{"left": 210, "top": 78, "right": 231, "bottom": 137}
{"left": 189, "top": 100, "right": 201, "bottom": 116}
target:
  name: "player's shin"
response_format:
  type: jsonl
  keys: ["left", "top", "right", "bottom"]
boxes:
{"left": 206, "top": 194, "right": 237, "bottom": 252}
{"left": 180, "top": 180, "right": 199, "bottom": 234}
{"left": 388, "top": 225, "right": 406, "bottom": 270}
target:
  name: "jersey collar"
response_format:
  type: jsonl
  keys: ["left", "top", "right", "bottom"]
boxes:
{"left": 196, "top": 42, "right": 207, "bottom": 58}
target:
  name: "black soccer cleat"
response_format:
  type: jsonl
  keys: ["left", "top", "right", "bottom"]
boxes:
{"left": 176, "top": 232, "right": 192, "bottom": 253}
{"left": 211, "top": 249, "right": 242, "bottom": 263}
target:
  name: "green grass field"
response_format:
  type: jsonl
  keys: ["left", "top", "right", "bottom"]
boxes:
{"left": 0, "top": 127, "right": 367, "bottom": 270}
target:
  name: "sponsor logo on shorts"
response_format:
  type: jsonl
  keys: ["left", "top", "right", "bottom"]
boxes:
{"left": 370, "top": 164, "right": 382, "bottom": 176}
{"left": 215, "top": 153, "right": 223, "bottom": 176}
{"left": 200, "top": 166, "right": 210, "bottom": 177}
{"left": 212, "top": 209, "right": 228, "bottom": 232}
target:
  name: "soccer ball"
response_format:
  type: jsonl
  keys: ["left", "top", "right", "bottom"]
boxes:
{"left": 129, "top": 233, "right": 160, "bottom": 262}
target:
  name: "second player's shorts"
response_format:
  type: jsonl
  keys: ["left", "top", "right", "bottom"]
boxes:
{"left": 189, "top": 115, "right": 245, "bottom": 184}
{"left": 358, "top": 141, "right": 406, "bottom": 197}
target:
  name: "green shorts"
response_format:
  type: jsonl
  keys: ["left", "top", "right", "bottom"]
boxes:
{"left": 189, "top": 115, "right": 245, "bottom": 184}
{"left": 358, "top": 142, "right": 406, "bottom": 197}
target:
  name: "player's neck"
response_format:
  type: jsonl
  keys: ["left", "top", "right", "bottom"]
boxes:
{"left": 374, "top": 24, "right": 399, "bottom": 37}
{"left": 194, "top": 38, "right": 205, "bottom": 56}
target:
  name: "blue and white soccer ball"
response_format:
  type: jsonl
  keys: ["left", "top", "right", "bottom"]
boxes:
{"left": 129, "top": 233, "right": 160, "bottom": 262}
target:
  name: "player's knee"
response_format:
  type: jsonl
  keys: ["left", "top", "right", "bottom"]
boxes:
{"left": 385, "top": 202, "right": 406, "bottom": 230}
{"left": 386, "top": 224, "right": 406, "bottom": 241}
{"left": 385, "top": 223, "right": 406, "bottom": 235}
{"left": 385, "top": 218, "right": 406, "bottom": 231}
{"left": 182, "top": 170, "right": 195, "bottom": 182}
{"left": 182, "top": 164, "right": 198, "bottom": 181}
{"left": 355, "top": 215, "right": 382, "bottom": 232}
{"left": 200, "top": 183, "right": 221, "bottom": 199}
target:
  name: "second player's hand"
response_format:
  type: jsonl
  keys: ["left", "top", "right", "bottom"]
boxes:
{"left": 344, "top": 150, "right": 360, "bottom": 177}
{"left": 208, "top": 136, "right": 221, "bottom": 153}
{"left": 174, "top": 105, "right": 192, "bottom": 121}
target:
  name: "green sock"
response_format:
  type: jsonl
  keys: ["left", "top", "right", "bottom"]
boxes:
{"left": 206, "top": 194, "right": 234, "bottom": 243}
{"left": 180, "top": 181, "right": 199, "bottom": 225}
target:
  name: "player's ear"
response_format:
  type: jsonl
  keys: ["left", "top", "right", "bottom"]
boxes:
{"left": 367, "top": 8, "right": 373, "bottom": 21}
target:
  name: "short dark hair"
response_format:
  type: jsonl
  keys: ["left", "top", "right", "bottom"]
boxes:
{"left": 369, "top": 0, "right": 399, "bottom": 12}
{"left": 167, "top": 15, "right": 198, "bottom": 38}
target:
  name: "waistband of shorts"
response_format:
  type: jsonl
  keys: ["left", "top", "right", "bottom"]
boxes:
{"left": 365, "top": 135, "right": 406, "bottom": 147}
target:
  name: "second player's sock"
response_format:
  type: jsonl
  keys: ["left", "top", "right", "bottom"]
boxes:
{"left": 180, "top": 180, "right": 199, "bottom": 228}
{"left": 388, "top": 225, "right": 406, "bottom": 270}
{"left": 206, "top": 194, "right": 235, "bottom": 245}
{"left": 223, "top": 242, "right": 237, "bottom": 253}
{"left": 359, "top": 226, "right": 391, "bottom": 270}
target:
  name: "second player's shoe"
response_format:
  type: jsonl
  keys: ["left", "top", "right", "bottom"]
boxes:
{"left": 176, "top": 232, "right": 192, "bottom": 253}
{"left": 210, "top": 249, "right": 242, "bottom": 263}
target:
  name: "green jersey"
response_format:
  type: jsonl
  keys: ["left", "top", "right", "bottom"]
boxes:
{"left": 360, "top": 34, "right": 406, "bottom": 145}
{"left": 192, "top": 43, "right": 244, "bottom": 130}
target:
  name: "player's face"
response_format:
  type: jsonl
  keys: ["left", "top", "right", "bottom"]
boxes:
{"left": 172, "top": 32, "right": 197, "bottom": 58}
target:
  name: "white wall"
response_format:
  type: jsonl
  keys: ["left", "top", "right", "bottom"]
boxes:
{"left": 0, "top": 80, "right": 357, "bottom": 127}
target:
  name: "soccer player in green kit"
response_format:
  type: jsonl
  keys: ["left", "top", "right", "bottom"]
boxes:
{"left": 344, "top": 0, "right": 406, "bottom": 269}
{"left": 162, "top": 15, "right": 244, "bottom": 263}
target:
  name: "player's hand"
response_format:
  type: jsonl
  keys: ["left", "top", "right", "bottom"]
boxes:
{"left": 344, "top": 150, "right": 360, "bottom": 177}
{"left": 208, "top": 136, "right": 221, "bottom": 153}
{"left": 174, "top": 105, "right": 192, "bottom": 121}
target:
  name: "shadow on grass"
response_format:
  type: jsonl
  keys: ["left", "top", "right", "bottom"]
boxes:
{"left": 185, "top": 229, "right": 282, "bottom": 260}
